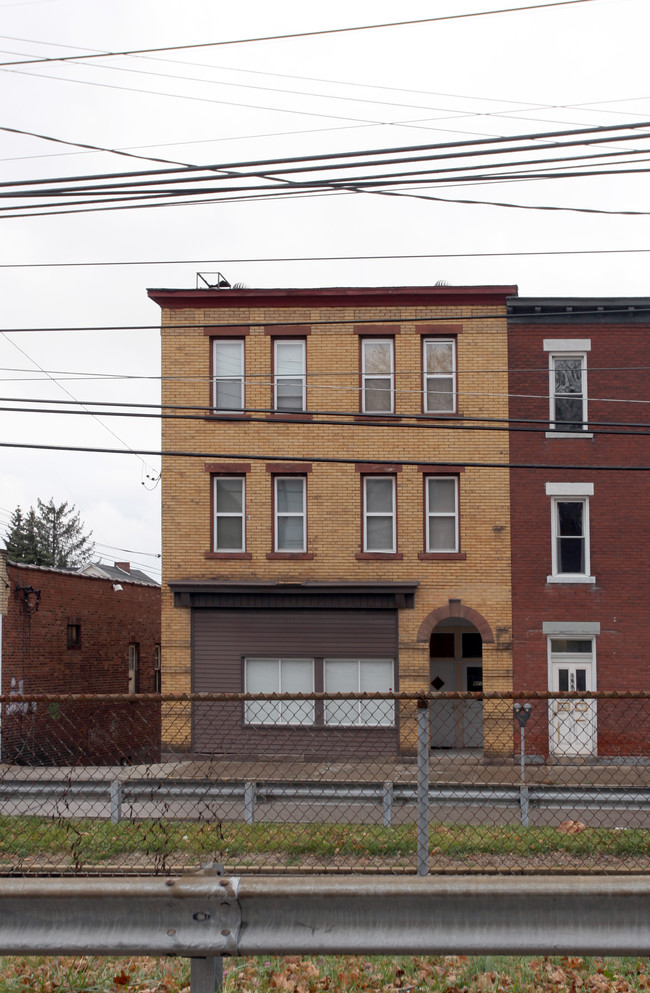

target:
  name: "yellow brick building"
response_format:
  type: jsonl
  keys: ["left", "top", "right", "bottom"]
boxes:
{"left": 149, "top": 285, "right": 515, "bottom": 757}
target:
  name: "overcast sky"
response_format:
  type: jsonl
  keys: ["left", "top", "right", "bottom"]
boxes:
{"left": 0, "top": 0, "right": 648, "bottom": 581}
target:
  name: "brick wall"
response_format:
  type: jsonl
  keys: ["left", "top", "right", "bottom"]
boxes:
{"left": 1, "top": 562, "right": 161, "bottom": 764}
{"left": 151, "top": 285, "right": 516, "bottom": 755}
{"left": 509, "top": 312, "right": 650, "bottom": 755}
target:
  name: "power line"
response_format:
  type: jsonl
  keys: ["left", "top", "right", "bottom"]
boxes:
{"left": 0, "top": 439, "right": 646, "bottom": 472}
{"left": 0, "top": 401, "right": 648, "bottom": 437}
{"left": 5, "top": 120, "right": 649, "bottom": 188}
{"left": 3, "top": 247, "right": 650, "bottom": 269}
{"left": 4, "top": 305, "right": 650, "bottom": 333}
{"left": 0, "top": 331, "right": 159, "bottom": 479}
{"left": 0, "top": 1, "right": 599, "bottom": 68}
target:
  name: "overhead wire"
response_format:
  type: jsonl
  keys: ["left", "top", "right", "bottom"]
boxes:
{"left": 0, "top": 439, "right": 646, "bottom": 473}
{"left": 4, "top": 247, "right": 650, "bottom": 268}
{"left": 0, "top": 1, "right": 601, "bottom": 68}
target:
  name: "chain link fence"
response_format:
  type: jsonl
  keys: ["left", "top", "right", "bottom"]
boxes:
{"left": 1, "top": 691, "right": 649, "bottom": 876}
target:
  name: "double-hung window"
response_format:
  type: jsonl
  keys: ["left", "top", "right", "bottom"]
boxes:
{"left": 213, "top": 477, "right": 245, "bottom": 552}
{"left": 544, "top": 340, "right": 590, "bottom": 433}
{"left": 425, "top": 476, "right": 459, "bottom": 552}
{"left": 423, "top": 338, "right": 456, "bottom": 413}
{"left": 274, "top": 339, "right": 306, "bottom": 412}
{"left": 362, "top": 339, "right": 394, "bottom": 413}
{"left": 274, "top": 476, "right": 306, "bottom": 551}
{"left": 245, "top": 658, "right": 314, "bottom": 724}
{"left": 324, "top": 659, "right": 395, "bottom": 726}
{"left": 213, "top": 339, "right": 244, "bottom": 411}
{"left": 546, "top": 482, "right": 594, "bottom": 583}
{"left": 363, "top": 476, "right": 396, "bottom": 552}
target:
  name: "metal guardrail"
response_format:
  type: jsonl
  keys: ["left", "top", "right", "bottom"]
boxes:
{"left": 3, "top": 777, "right": 650, "bottom": 825}
{"left": 2, "top": 874, "right": 650, "bottom": 991}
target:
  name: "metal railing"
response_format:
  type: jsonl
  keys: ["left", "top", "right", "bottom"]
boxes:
{"left": 1, "top": 691, "right": 650, "bottom": 875}
{"left": 2, "top": 874, "right": 650, "bottom": 993}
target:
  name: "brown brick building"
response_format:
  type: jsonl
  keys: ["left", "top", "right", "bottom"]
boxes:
{"left": 149, "top": 284, "right": 517, "bottom": 758}
{"left": 0, "top": 554, "right": 161, "bottom": 764}
{"left": 508, "top": 296, "right": 650, "bottom": 758}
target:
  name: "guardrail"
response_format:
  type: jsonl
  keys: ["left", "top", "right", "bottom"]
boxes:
{"left": 2, "top": 874, "right": 650, "bottom": 993}
{"left": 3, "top": 776, "right": 650, "bottom": 826}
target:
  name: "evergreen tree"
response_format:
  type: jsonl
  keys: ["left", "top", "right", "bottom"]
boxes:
{"left": 3, "top": 499, "right": 93, "bottom": 568}
{"left": 4, "top": 506, "right": 40, "bottom": 564}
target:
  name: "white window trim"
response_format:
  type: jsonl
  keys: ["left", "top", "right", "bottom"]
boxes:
{"left": 546, "top": 483, "right": 594, "bottom": 583}
{"left": 363, "top": 475, "right": 396, "bottom": 553}
{"left": 546, "top": 634, "right": 597, "bottom": 691}
{"left": 546, "top": 344, "right": 590, "bottom": 436}
{"left": 274, "top": 475, "right": 306, "bottom": 552}
{"left": 425, "top": 475, "right": 459, "bottom": 552}
{"left": 323, "top": 658, "right": 395, "bottom": 726}
{"left": 244, "top": 658, "right": 315, "bottom": 725}
{"left": 213, "top": 476, "right": 245, "bottom": 552}
{"left": 212, "top": 338, "right": 244, "bottom": 411}
{"left": 274, "top": 339, "right": 306, "bottom": 412}
{"left": 362, "top": 338, "right": 394, "bottom": 414}
{"left": 423, "top": 338, "right": 456, "bottom": 414}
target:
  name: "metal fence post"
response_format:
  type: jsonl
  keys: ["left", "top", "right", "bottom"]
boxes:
{"left": 382, "top": 781, "right": 393, "bottom": 828}
{"left": 110, "top": 780, "right": 122, "bottom": 824}
{"left": 190, "top": 955, "right": 222, "bottom": 993}
{"left": 416, "top": 699, "right": 430, "bottom": 876}
{"left": 244, "top": 780, "right": 256, "bottom": 826}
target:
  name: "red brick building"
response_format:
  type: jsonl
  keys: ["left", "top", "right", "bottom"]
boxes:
{"left": 508, "top": 297, "right": 650, "bottom": 758}
{"left": 0, "top": 554, "right": 161, "bottom": 764}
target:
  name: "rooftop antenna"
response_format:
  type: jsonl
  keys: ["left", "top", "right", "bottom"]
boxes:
{"left": 196, "top": 272, "right": 232, "bottom": 289}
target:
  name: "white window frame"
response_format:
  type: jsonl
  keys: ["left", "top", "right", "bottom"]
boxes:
{"left": 212, "top": 339, "right": 244, "bottom": 411}
{"left": 362, "top": 338, "right": 394, "bottom": 414}
{"left": 213, "top": 476, "right": 245, "bottom": 552}
{"left": 425, "top": 476, "right": 459, "bottom": 552}
{"left": 244, "top": 658, "right": 314, "bottom": 725}
{"left": 423, "top": 338, "right": 456, "bottom": 413}
{"left": 363, "top": 476, "right": 396, "bottom": 553}
{"left": 324, "top": 658, "right": 395, "bottom": 726}
{"left": 274, "top": 476, "right": 306, "bottom": 552}
{"left": 546, "top": 482, "right": 594, "bottom": 584}
{"left": 543, "top": 339, "right": 591, "bottom": 437}
{"left": 274, "top": 339, "right": 306, "bottom": 412}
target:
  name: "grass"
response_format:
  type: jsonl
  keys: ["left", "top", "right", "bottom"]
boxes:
{"left": 0, "top": 955, "right": 650, "bottom": 993}
{"left": 0, "top": 815, "right": 649, "bottom": 870}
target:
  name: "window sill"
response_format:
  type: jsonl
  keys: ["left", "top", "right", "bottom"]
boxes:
{"left": 205, "top": 412, "right": 251, "bottom": 420}
{"left": 545, "top": 431, "right": 593, "bottom": 439}
{"left": 546, "top": 575, "right": 596, "bottom": 584}
{"left": 265, "top": 412, "right": 313, "bottom": 421}
{"left": 205, "top": 551, "right": 252, "bottom": 560}
{"left": 356, "top": 552, "right": 404, "bottom": 560}
{"left": 418, "top": 551, "right": 466, "bottom": 560}
{"left": 266, "top": 552, "right": 314, "bottom": 560}
{"left": 354, "top": 414, "right": 400, "bottom": 422}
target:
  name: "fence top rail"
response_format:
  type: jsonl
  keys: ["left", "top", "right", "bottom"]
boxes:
{"left": 2, "top": 690, "right": 650, "bottom": 703}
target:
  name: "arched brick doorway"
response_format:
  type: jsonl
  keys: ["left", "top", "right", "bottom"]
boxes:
{"left": 418, "top": 601, "right": 494, "bottom": 751}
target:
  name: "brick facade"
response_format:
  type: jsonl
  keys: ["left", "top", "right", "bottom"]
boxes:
{"left": 150, "top": 285, "right": 516, "bottom": 757}
{"left": 508, "top": 298, "right": 650, "bottom": 757}
{"left": 0, "top": 558, "right": 161, "bottom": 764}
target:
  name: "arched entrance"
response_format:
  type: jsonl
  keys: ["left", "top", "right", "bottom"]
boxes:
{"left": 429, "top": 619, "right": 484, "bottom": 749}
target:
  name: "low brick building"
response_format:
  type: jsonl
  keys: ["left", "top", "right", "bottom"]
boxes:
{"left": 0, "top": 553, "right": 161, "bottom": 764}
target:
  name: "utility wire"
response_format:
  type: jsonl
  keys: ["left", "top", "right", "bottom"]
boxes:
{"left": 0, "top": 332, "right": 159, "bottom": 480}
{"left": 5, "top": 306, "right": 650, "bottom": 333}
{"left": 0, "top": 402, "right": 649, "bottom": 437}
{"left": 0, "top": 1, "right": 600, "bottom": 67}
{"left": 3, "top": 247, "right": 650, "bottom": 268}
{"left": 0, "top": 440, "right": 646, "bottom": 472}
